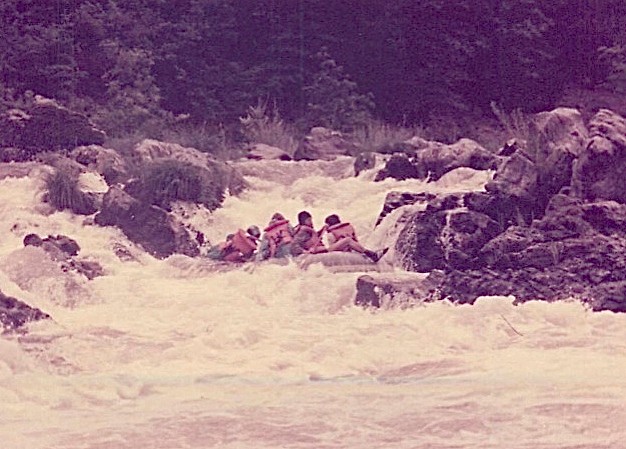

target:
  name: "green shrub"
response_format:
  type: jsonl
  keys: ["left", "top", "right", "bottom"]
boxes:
{"left": 135, "top": 160, "right": 225, "bottom": 211}
{"left": 45, "top": 170, "right": 97, "bottom": 215}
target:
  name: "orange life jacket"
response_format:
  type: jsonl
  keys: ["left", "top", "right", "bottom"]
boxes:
{"left": 231, "top": 229, "right": 257, "bottom": 257}
{"left": 293, "top": 224, "right": 326, "bottom": 253}
{"left": 263, "top": 219, "right": 293, "bottom": 256}
{"left": 327, "top": 222, "right": 357, "bottom": 242}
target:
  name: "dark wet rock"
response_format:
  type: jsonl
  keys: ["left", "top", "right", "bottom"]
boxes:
{"left": 571, "top": 109, "right": 626, "bottom": 204}
{"left": 394, "top": 192, "right": 500, "bottom": 272}
{"left": 22, "top": 233, "right": 105, "bottom": 280}
{"left": 0, "top": 290, "right": 50, "bottom": 332}
{"left": 246, "top": 143, "right": 292, "bottom": 161}
{"left": 354, "top": 151, "right": 376, "bottom": 176}
{"left": 95, "top": 186, "right": 199, "bottom": 259}
{"left": 0, "top": 96, "right": 105, "bottom": 156}
{"left": 375, "top": 153, "right": 425, "bottom": 181}
{"left": 376, "top": 191, "right": 436, "bottom": 225}
{"left": 420, "top": 199, "right": 626, "bottom": 312}
{"left": 355, "top": 272, "right": 434, "bottom": 308}
{"left": 293, "top": 127, "right": 360, "bottom": 161}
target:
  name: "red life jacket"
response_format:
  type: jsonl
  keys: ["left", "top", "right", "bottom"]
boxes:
{"left": 327, "top": 222, "right": 357, "bottom": 242}
{"left": 293, "top": 224, "right": 326, "bottom": 253}
{"left": 231, "top": 229, "right": 257, "bottom": 257}
{"left": 263, "top": 219, "right": 293, "bottom": 255}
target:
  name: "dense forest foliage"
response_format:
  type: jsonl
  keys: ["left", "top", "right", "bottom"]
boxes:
{"left": 1, "top": 0, "right": 625, "bottom": 139}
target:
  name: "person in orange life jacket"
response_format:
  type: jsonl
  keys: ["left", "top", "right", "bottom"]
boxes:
{"left": 256, "top": 212, "right": 294, "bottom": 260}
{"left": 323, "top": 214, "right": 382, "bottom": 262}
{"left": 290, "top": 210, "right": 328, "bottom": 257}
{"left": 223, "top": 225, "right": 261, "bottom": 262}
{"left": 207, "top": 226, "right": 261, "bottom": 262}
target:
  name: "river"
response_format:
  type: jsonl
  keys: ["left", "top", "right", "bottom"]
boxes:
{"left": 0, "top": 157, "right": 624, "bottom": 448}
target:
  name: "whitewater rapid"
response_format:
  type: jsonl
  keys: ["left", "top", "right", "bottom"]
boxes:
{"left": 1, "top": 158, "right": 625, "bottom": 449}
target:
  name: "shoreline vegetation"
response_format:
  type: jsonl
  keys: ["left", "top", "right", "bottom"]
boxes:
{"left": 1, "top": 1, "right": 625, "bottom": 161}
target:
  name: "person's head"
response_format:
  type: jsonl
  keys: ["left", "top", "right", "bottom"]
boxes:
{"left": 270, "top": 212, "right": 285, "bottom": 222}
{"left": 324, "top": 214, "right": 340, "bottom": 226}
{"left": 297, "top": 210, "right": 312, "bottom": 225}
{"left": 226, "top": 233, "right": 235, "bottom": 241}
{"left": 23, "top": 233, "right": 43, "bottom": 247}
{"left": 246, "top": 225, "right": 261, "bottom": 238}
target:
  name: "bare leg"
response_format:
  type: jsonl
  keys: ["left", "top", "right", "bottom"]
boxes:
{"left": 327, "top": 237, "right": 366, "bottom": 253}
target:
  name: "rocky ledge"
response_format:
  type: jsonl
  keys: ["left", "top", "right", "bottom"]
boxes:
{"left": 359, "top": 108, "right": 626, "bottom": 313}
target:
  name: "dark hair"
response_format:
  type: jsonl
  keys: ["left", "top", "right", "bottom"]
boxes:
{"left": 324, "top": 214, "right": 340, "bottom": 226}
{"left": 23, "top": 233, "right": 43, "bottom": 247}
{"left": 297, "top": 210, "right": 311, "bottom": 224}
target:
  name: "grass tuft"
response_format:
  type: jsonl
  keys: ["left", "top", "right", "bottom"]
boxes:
{"left": 45, "top": 170, "right": 97, "bottom": 215}
{"left": 239, "top": 99, "right": 300, "bottom": 156}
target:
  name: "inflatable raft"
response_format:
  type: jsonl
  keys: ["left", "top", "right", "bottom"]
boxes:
{"left": 167, "top": 251, "right": 381, "bottom": 276}
{"left": 295, "top": 251, "right": 380, "bottom": 273}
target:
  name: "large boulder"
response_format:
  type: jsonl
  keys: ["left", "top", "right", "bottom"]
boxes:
{"left": 484, "top": 107, "right": 587, "bottom": 223}
{"left": 395, "top": 193, "right": 500, "bottom": 272}
{"left": 133, "top": 139, "right": 247, "bottom": 195}
{"left": 0, "top": 96, "right": 105, "bottom": 155}
{"left": 571, "top": 109, "right": 626, "bottom": 204}
{"left": 70, "top": 145, "right": 129, "bottom": 184}
{"left": 0, "top": 290, "right": 50, "bottom": 332}
{"left": 94, "top": 186, "right": 200, "bottom": 259}
{"left": 293, "top": 127, "right": 360, "bottom": 161}
{"left": 374, "top": 153, "right": 425, "bottom": 181}
{"left": 418, "top": 138, "right": 497, "bottom": 181}
{"left": 376, "top": 138, "right": 496, "bottom": 182}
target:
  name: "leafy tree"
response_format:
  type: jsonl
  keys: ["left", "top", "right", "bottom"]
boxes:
{"left": 91, "top": 41, "right": 169, "bottom": 136}
{"left": 302, "top": 47, "right": 375, "bottom": 132}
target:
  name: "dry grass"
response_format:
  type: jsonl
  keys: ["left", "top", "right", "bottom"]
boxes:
{"left": 351, "top": 121, "right": 421, "bottom": 153}
{"left": 239, "top": 99, "right": 300, "bottom": 156}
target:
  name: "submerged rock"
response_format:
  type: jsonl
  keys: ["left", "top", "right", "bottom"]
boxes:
{"left": 355, "top": 272, "right": 434, "bottom": 308}
{"left": 0, "top": 290, "right": 50, "bottom": 332}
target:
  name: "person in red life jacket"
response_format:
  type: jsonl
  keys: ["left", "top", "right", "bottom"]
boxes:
{"left": 256, "top": 213, "right": 294, "bottom": 260}
{"left": 290, "top": 210, "right": 328, "bottom": 257}
{"left": 323, "top": 214, "right": 384, "bottom": 262}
